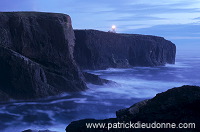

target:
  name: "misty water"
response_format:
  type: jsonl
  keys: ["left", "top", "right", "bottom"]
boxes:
{"left": 0, "top": 49, "right": 200, "bottom": 132}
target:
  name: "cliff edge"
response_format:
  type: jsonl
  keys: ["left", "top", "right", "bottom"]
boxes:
{"left": 0, "top": 12, "right": 87, "bottom": 101}
{"left": 74, "top": 30, "right": 176, "bottom": 70}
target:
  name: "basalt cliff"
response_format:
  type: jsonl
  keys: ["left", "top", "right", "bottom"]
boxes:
{"left": 0, "top": 12, "right": 86, "bottom": 101}
{"left": 0, "top": 12, "right": 176, "bottom": 101}
{"left": 74, "top": 30, "right": 176, "bottom": 70}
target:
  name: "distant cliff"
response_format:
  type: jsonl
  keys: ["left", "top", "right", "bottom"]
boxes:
{"left": 66, "top": 85, "right": 200, "bottom": 132}
{"left": 0, "top": 12, "right": 87, "bottom": 101}
{"left": 74, "top": 30, "right": 176, "bottom": 70}
{"left": 0, "top": 12, "right": 177, "bottom": 101}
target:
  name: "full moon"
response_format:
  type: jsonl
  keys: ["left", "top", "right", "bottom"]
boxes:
{"left": 112, "top": 25, "right": 116, "bottom": 29}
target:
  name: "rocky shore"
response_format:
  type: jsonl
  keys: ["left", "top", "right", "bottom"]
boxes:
{"left": 0, "top": 12, "right": 197, "bottom": 132}
{"left": 0, "top": 12, "right": 176, "bottom": 101}
{"left": 74, "top": 30, "right": 176, "bottom": 70}
{"left": 66, "top": 85, "right": 200, "bottom": 132}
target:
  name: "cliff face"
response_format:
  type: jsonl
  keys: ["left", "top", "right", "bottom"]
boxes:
{"left": 0, "top": 47, "right": 59, "bottom": 100}
{"left": 0, "top": 12, "right": 177, "bottom": 101}
{"left": 74, "top": 30, "right": 176, "bottom": 70}
{"left": 0, "top": 12, "right": 87, "bottom": 101}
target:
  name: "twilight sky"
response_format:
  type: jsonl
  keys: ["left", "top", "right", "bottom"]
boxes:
{"left": 0, "top": 0, "right": 200, "bottom": 49}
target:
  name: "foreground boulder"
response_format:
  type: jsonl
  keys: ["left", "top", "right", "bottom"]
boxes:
{"left": 74, "top": 30, "right": 176, "bottom": 70}
{"left": 0, "top": 12, "right": 87, "bottom": 101}
{"left": 116, "top": 85, "right": 200, "bottom": 123}
{"left": 66, "top": 85, "right": 200, "bottom": 132}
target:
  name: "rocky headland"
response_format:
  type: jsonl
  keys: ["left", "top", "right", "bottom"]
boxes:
{"left": 0, "top": 11, "right": 198, "bottom": 132}
{"left": 66, "top": 85, "right": 200, "bottom": 132}
{"left": 74, "top": 30, "right": 176, "bottom": 70}
{"left": 0, "top": 12, "right": 87, "bottom": 101}
{"left": 0, "top": 12, "right": 176, "bottom": 101}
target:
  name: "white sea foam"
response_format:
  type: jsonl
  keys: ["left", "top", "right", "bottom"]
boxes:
{"left": 0, "top": 97, "right": 87, "bottom": 106}
{"left": 1, "top": 51, "right": 200, "bottom": 132}
{"left": 165, "top": 62, "right": 190, "bottom": 68}
{"left": 85, "top": 80, "right": 185, "bottom": 99}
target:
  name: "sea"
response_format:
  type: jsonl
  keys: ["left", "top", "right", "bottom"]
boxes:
{"left": 0, "top": 47, "right": 200, "bottom": 132}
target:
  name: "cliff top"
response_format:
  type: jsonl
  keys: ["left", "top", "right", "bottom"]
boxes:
{"left": 0, "top": 11, "right": 70, "bottom": 18}
{"left": 74, "top": 29, "right": 167, "bottom": 41}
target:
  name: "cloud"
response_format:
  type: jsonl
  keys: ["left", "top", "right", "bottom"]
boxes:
{"left": 0, "top": 0, "right": 36, "bottom": 11}
{"left": 168, "top": 37, "right": 200, "bottom": 40}
{"left": 194, "top": 17, "right": 200, "bottom": 20}
{"left": 0, "top": 0, "right": 200, "bottom": 34}
{"left": 0, "top": 0, "right": 199, "bottom": 49}
{"left": 107, "top": 15, "right": 166, "bottom": 22}
{"left": 127, "top": 23, "right": 200, "bottom": 36}
{"left": 63, "top": 0, "right": 200, "bottom": 32}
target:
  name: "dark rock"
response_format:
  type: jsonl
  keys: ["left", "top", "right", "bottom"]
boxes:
{"left": 66, "top": 85, "right": 200, "bottom": 132}
{"left": 22, "top": 129, "right": 57, "bottom": 132}
{"left": 0, "top": 89, "right": 10, "bottom": 101}
{"left": 83, "top": 72, "right": 114, "bottom": 85}
{"left": 0, "top": 12, "right": 87, "bottom": 101}
{"left": 74, "top": 30, "right": 176, "bottom": 70}
{"left": 0, "top": 46, "right": 59, "bottom": 100}
{"left": 66, "top": 118, "right": 118, "bottom": 132}
{"left": 116, "top": 99, "right": 149, "bottom": 120}
{"left": 126, "top": 85, "right": 200, "bottom": 123}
